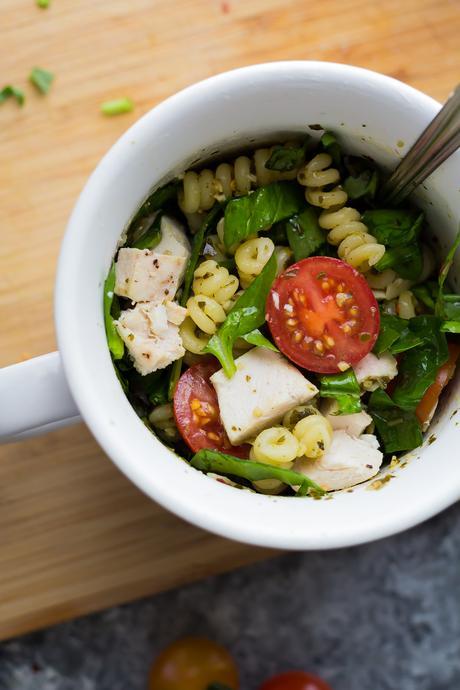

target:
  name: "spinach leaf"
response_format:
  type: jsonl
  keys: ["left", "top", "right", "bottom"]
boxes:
{"left": 392, "top": 316, "right": 448, "bottom": 410}
{"left": 131, "top": 212, "right": 163, "bottom": 250}
{"left": 411, "top": 282, "right": 437, "bottom": 311}
{"left": 286, "top": 207, "right": 324, "bottom": 261}
{"left": 343, "top": 169, "right": 378, "bottom": 200}
{"left": 441, "top": 321, "right": 460, "bottom": 333}
{"left": 241, "top": 328, "right": 278, "bottom": 351}
{"left": 318, "top": 370, "right": 362, "bottom": 415}
{"left": 223, "top": 182, "right": 304, "bottom": 249}
{"left": 126, "top": 180, "right": 179, "bottom": 246}
{"left": 265, "top": 139, "right": 309, "bottom": 172}
{"left": 204, "top": 252, "right": 277, "bottom": 377}
{"left": 103, "top": 262, "right": 124, "bottom": 360}
{"left": 320, "top": 131, "right": 342, "bottom": 168}
{"left": 129, "top": 369, "right": 169, "bottom": 407}
{"left": 362, "top": 209, "right": 424, "bottom": 246}
{"left": 368, "top": 389, "right": 423, "bottom": 453}
{"left": 374, "top": 242, "right": 423, "bottom": 281}
{"left": 373, "top": 314, "right": 423, "bottom": 356}
{"left": 191, "top": 448, "right": 325, "bottom": 497}
{"left": 435, "top": 228, "right": 460, "bottom": 317}
{"left": 441, "top": 294, "right": 460, "bottom": 320}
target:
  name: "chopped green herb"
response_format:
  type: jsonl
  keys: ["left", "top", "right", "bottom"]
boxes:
{"left": 0, "top": 85, "right": 25, "bottom": 106}
{"left": 29, "top": 67, "right": 54, "bottom": 94}
{"left": 36, "top": 0, "right": 50, "bottom": 6}
{"left": 101, "top": 98, "right": 134, "bottom": 116}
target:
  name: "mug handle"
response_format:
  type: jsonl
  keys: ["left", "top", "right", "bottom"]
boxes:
{"left": 0, "top": 351, "right": 81, "bottom": 443}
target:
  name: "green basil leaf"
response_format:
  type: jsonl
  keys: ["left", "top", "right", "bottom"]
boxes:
{"left": 362, "top": 209, "right": 424, "bottom": 246}
{"left": 319, "top": 370, "right": 362, "bottom": 415}
{"left": 368, "top": 389, "right": 423, "bottom": 453}
{"left": 131, "top": 212, "right": 163, "bottom": 250}
{"left": 374, "top": 241, "right": 423, "bottom": 281}
{"left": 0, "top": 84, "right": 25, "bottom": 106}
{"left": 392, "top": 316, "right": 449, "bottom": 409}
{"left": 191, "top": 448, "right": 325, "bottom": 496}
{"left": 441, "top": 321, "right": 460, "bottom": 333}
{"left": 343, "top": 170, "right": 378, "bottom": 200}
{"left": 205, "top": 252, "right": 277, "bottom": 377}
{"left": 265, "top": 139, "right": 309, "bottom": 172}
{"left": 103, "top": 262, "right": 124, "bottom": 360}
{"left": 241, "top": 328, "right": 278, "bottom": 351}
{"left": 223, "top": 182, "right": 304, "bottom": 249}
{"left": 126, "top": 180, "right": 180, "bottom": 246}
{"left": 435, "top": 228, "right": 460, "bottom": 317}
{"left": 286, "top": 207, "right": 324, "bottom": 261}
{"left": 320, "top": 131, "right": 342, "bottom": 168}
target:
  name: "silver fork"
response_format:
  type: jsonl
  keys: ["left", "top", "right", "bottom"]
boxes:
{"left": 381, "top": 84, "right": 460, "bottom": 205}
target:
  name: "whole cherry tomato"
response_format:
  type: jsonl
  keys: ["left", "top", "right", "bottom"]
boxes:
{"left": 148, "top": 637, "right": 239, "bottom": 690}
{"left": 258, "top": 670, "right": 333, "bottom": 690}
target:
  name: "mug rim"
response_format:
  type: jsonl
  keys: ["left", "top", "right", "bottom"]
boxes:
{"left": 55, "top": 61, "right": 460, "bottom": 549}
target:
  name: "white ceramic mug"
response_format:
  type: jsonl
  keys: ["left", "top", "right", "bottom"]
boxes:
{"left": 1, "top": 62, "right": 459, "bottom": 549}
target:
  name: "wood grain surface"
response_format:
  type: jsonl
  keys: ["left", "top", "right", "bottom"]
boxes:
{"left": 1, "top": 0, "right": 459, "bottom": 641}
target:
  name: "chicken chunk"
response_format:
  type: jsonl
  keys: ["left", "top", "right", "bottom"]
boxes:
{"left": 293, "top": 430, "right": 383, "bottom": 491}
{"left": 210, "top": 348, "right": 318, "bottom": 445}
{"left": 116, "top": 302, "right": 185, "bottom": 375}
{"left": 114, "top": 248, "right": 186, "bottom": 304}
{"left": 155, "top": 215, "right": 191, "bottom": 262}
{"left": 353, "top": 352, "right": 398, "bottom": 392}
{"left": 320, "top": 399, "right": 372, "bottom": 437}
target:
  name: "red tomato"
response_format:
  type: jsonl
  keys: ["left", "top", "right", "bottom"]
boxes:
{"left": 416, "top": 341, "right": 460, "bottom": 425}
{"left": 173, "top": 361, "right": 249, "bottom": 457}
{"left": 148, "top": 637, "right": 239, "bottom": 690}
{"left": 258, "top": 671, "right": 333, "bottom": 690}
{"left": 266, "top": 257, "right": 380, "bottom": 373}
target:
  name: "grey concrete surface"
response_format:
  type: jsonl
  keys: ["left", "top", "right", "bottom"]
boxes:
{"left": 0, "top": 502, "right": 459, "bottom": 690}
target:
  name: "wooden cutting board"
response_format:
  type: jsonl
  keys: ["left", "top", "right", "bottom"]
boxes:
{"left": 0, "top": 0, "right": 459, "bottom": 641}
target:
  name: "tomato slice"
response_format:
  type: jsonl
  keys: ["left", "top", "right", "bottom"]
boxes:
{"left": 149, "top": 637, "right": 239, "bottom": 690}
{"left": 173, "top": 360, "right": 250, "bottom": 457}
{"left": 266, "top": 257, "right": 380, "bottom": 373}
{"left": 258, "top": 671, "right": 333, "bottom": 690}
{"left": 416, "top": 341, "right": 460, "bottom": 426}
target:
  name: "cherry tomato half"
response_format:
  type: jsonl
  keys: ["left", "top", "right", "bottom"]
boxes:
{"left": 149, "top": 637, "right": 239, "bottom": 690}
{"left": 173, "top": 361, "right": 250, "bottom": 457}
{"left": 258, "top": 671, "right": 333, "bottom": 690}
{"left": 266, "top": 257, "right": 380, "bottom": 373}
{"left": 416, "top": 341, "right": 460, "bottom": 426}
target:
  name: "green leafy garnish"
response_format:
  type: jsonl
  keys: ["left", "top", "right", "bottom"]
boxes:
{"left": 131, "top": 212, "right": 163, "bottom": 250}
{"left": 191, "top": 448, "right": 325, "bottom": 497}
{"left": 265, "top": 139, "right": 309, "bottom": 172}
{"left": 0, "top": 85, "right": 25, "bottom": 106}
{"left": 392, "top": 316, "right": 448, "bottom": 410}
{"left": 240, "top": 328, "right": 278, "bottom": 351}
{"left": 205, "top": 252, "right": 277, "bottom": 377}
{"left": 343, "top": 169, "right": 378, "bottom": 200}
{"left": 286, "top": 207, "right": 324, "bottom": 261}
{"left": 223, "top": 181, "right": 304, "bottom": 249}
{"left": 435, "top": 228, "right": 460, "bottom": 317}
{"left": 318, "top": 370, "right": 362, "bottom": 415}
{"left": 368, "top": 389, "right": 423, "bottom": 453}
{"left": 441, "top": 321, "right": 460, "bottom": 333}
{"left": 320, "top": 131, "right": 342, "bottom": 167}
{"left": 373, "top": 313, "right": 423, "bottom": 356}
{"left": 29, "top": 67, "right": 54, "bottom": 94}
{"left": 101, "top": 98, "right": 134, "bottom": 116}
{"left": 374, "top": 242, "right": 423, "bottom": 281}
{"left": 103, "top": 262, "right": 124, "bottom": 360}
{"left": 364, "top": 209, "right": 424, "bottom": 280}
{"left": 126, "top": 180, "right": 179, "bottom": 246}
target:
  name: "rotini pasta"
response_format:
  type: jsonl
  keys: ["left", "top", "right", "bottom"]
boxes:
{"left": 149, "top": 403, "right": 179, "bottom": 442}
{"left": 192, "top": 260, "right": 239, "bottom": 310}
{"left": 297, "top": 153, "right": 347, "bottom": 209}
{"left": 178, "top": 146, "right": 299, "bottom": 213}
{"left": 282, "top": 404, "right": 320, "bottom": 430}
{"left": 179, "top": 317, "right": 209, "bottom": 354}
{"left": 293, "top": 414, "right": 333, "bottom": 459}
{"left": 252, "top": 426, "right": 300, "bottom": 466}
{"left": 396, "top": 290, "right": 417, "bottom": 319}
{"left": 366, "top": 270, "right": 413, "bottom": 301}
{"left": 186, "top": 294, "right": 226, "bottom": 335}
{"left": 274, "top": 246, "right": 293, "bottom": 275}
{"left": 235, "top": 237, "right": 275, "bottom": 288}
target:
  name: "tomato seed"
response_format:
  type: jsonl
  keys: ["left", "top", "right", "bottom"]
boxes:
{"left": 286, "top": 318, "right": 298, "bottom": 327}
{"left": 349, "top": 305, "right": 360, "bottom": 316}
{"left": 207, "top": 432, "right": 220, "bottom": 441}
{"left": 293, "top": 331, "right": 303, "bottom": 343}
{"left": 324, "top": 336, "right": 335, "bottom": 347}
{"left": 314, "top": 340, "right": 324, "bottom": 353}
{"left": 321, "top": 281, "right": 330, "bottom": 291}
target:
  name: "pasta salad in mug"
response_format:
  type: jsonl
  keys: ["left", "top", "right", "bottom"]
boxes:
{"left": 104, "top": 131, "right": 460, "bottom": 497}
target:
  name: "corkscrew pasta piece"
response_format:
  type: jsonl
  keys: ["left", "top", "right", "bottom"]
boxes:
{"left": 235, "top": 237, "right": 275, "bottom": 288}
{"left": 293, "top": 414, "right": 333, "bottom": 459}
{"left": 366, "top": 270, "right": 413, "bottom": 301}
{"left": 396, "top": 290, "right": 417, "bottom": 319}
{"left": 274, "top": 246, "right": 293, "bottom": 275}
{"left": 178, "top": 147, "right": 299, "bottom": 213}
{"left": 192, "top": 260, "right": 239, "bottom": 310}
{"left": 186, "top": 295, "right": 226, "bottom": 335}
{"left": 297, "top": 153, "right": 347, "bottom": 209}
{"left": 252, "top": 426, "right": 301, "bottom": 466}
{"left": 179, "top": 317, "right": 209, "bottom": 355}
{"left": 319, "top": 206, "right": 385, "bottom": 273}
{"left": 149, "top": 403, "right": 179, "bottom": 442}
